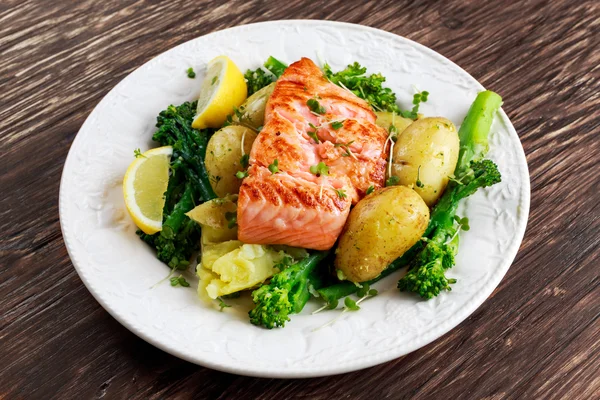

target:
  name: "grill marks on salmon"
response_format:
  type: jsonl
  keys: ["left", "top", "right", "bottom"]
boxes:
{"left": 237, "top": 58, "right": 388, "bottom": 250}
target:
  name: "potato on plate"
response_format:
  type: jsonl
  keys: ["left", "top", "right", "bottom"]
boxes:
{"left": 335, "top": 186, "right": 430, "bottom": 282}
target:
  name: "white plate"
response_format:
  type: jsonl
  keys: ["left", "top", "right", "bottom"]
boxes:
{"left": 59, "top": 20, "right": 530, "bottom": 378}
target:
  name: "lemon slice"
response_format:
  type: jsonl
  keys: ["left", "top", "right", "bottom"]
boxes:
{"left": 123, "top": 146, "right": 173, "bottom": 234}
{"left": 192, "top": 56, "right": 247, "bottom": 129}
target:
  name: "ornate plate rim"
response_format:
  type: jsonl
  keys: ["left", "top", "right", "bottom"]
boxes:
{"left": 59, "top": 19, "right": 530, "bottom": 378}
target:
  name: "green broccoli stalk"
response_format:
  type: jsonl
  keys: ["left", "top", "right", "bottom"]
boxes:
{"left": 398, "top": 90, "right": 503, "bottom": 298}
{"left": 249, "top": 251, "right": 328, "bottom": 329}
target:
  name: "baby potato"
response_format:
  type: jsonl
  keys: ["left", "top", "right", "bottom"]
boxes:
{"left": 205, "top": 126, "right": 257, "bottom": 197}
{"left": 391, "top": 117, "right": 459, "bottom": 206}
{"left": 185, "top": 195, "right": 238, "bottom": 244}
{"left": 232, "top": 82, "right": 275, "bottom": 130}
{"left": 335, "top": 186, "right": 429, "bottom": 282}
{"left": 375, "top": 111, "right": 414, "bottom": 134}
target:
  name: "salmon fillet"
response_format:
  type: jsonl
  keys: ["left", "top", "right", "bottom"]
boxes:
{"left": 237, "top": 58, "right": 388, "bottom": 250}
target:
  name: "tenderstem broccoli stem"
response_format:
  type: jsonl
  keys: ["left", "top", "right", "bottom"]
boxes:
{"left": 317, "top": 243, "right": 424, "bottom": 306}
{"left": 455, "top": 90, "right": 503, "bottom": 173}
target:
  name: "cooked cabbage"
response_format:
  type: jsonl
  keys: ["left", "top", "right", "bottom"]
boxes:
{"left": 197, "top": 243, "right": 287, "bottom": 300}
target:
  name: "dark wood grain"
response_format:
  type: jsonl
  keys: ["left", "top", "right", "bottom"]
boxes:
{"left": 1, "top": 0, "right": 599, "bottom": 399}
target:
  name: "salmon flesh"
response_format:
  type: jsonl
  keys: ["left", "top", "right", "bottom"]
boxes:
{"left": 237, "top": 58, "right": 388, "bottom": 250}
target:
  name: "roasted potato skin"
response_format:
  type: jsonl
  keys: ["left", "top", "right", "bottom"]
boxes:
{"left": 335, "top": 186, "right": 430, "bottom": 282}
{"left": 232, "top": 82, "right": 275, "bottom": 130}
{"left": 375, "top": 111, "right": 414, "bottom": 135}
{"left": 391, "top": 117, "right": 459, "bottom": 206}
{"left": 205, "top": 126, "right": 257, "bottom": 197}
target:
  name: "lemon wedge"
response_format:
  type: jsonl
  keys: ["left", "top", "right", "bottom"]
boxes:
{"left": 123, "top": 146, "right": 173, "bottom": 234}
{"left": 192, "top": 56, "right": 247, "bottom": 129}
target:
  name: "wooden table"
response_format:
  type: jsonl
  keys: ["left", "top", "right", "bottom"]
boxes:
{"left": 1, "top": 0, "right": 599, "bottom": 398}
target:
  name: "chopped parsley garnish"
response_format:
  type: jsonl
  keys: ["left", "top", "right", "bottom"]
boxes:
{"left": 240, "top": 154, "right": 250, "bottom": 168}
{"left": 335, "top": 189, "right": 347, "bottom": 199}
{"left": 307, "top": 98, "right": 326, "bottom": 115}
{"left": 330, "top": 120, "right": 344, "bottom": 130}
{"left": 268, "top": 159, "right": 279, "bottom": 174}
{"left": 385, "top": 176, "right": 400, "bottom": 187}
{"left": 225, "top": 211, "right": 237, "bottom": 229}
{"left": 186, "top": 67, "right": 196, "bottom": 79}
{"left": 236, "top": 170, "right": 249, "bottom": 179}
{"left": 133, "top": 148, "right": 145, "bottom": 158}
{"left": 310, "top": 162, "right": 329, "bottom": 177}
{"left": 211, "top": 76, "right": 217, "bottom": 85}
{"left": 366, "top": 185, "right": 375, "bottom": 195}
{"left": 170, "top": 275, "right": 190, "bottom": 287}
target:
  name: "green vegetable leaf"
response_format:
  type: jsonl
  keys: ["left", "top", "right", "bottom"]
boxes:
{"left": 268, "top": 159, "right": 279, "bottom": 174}
{"left": 307, "top": 123, "right": 320, "bottom": 143}
{"left": 331, "top": 120, "right": 344, "bottom": 130}
{"left": 454, "top": 215, "right": 470, "bottom": 231}
{"left": 236, "top": 170, "right": 249, "bottom": 179}
{"left": 307, "top": 98, "right": 326, "bottom": 115}
{"left": 335, "top": 189, "right": 347, "bottom": 199}
{"left": 357, "top": 283, "right": 370, "bottom": 298}
{"left": 386, "top": 176, "right": 400, "bottom": 187}
{"left": 344, "top": 297, "right": 360, "bottom": 311}
{"left": 170, "top": 275, "right": 190, "bottom": 287}
{"left": 186, "top": 67, "right": 196, "bottom": 79}
{"left": 240, "top": 154, "right": 250, "bottom": 168}
{"left": 309, "top": 161, "right": 329, "bottom": 177}
{"left": 366, "top": 185, "right": 375, "bottom": 195}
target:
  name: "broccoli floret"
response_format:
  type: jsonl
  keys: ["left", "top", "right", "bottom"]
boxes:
{"left": 397, "top": 233, "right": 458, "bottom": 299}
{"left": 249, "top": 252, "right": 327, "bottom": 329}
{"left": 455, "top": 159, "right": 502, "bottom": 199}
